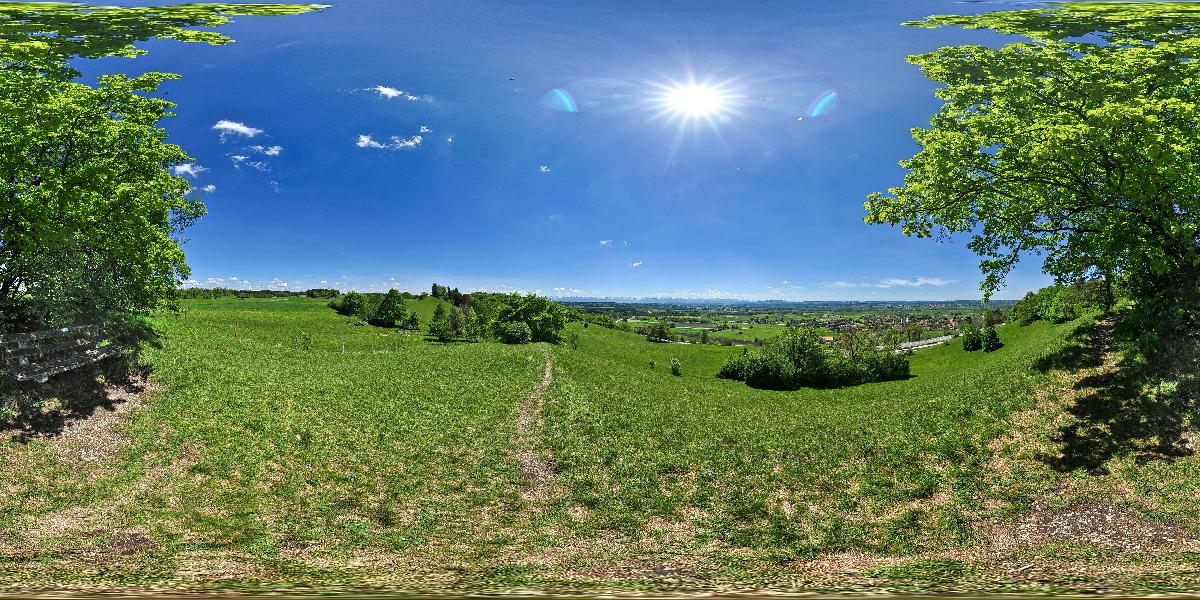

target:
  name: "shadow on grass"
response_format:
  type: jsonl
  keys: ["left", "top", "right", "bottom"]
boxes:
{"left": 1034, "top": 318, "right": 1197, "bottom": 473}
{"left": 1, "top": 321, "right": 160, "bottom": 443}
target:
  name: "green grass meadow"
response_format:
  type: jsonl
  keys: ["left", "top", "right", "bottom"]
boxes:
{"left": 0, "top": 298, "right": 1103, "bottom": 590}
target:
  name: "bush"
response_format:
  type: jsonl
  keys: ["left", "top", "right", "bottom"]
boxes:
{"left": 568, "top": 331, "right": 580, "bottom": 350}
{"left": 1010, "top": 281, "right": 1108, "bottom": 325}
{"left": 493, "top": 295, "right": 567, "bottom": 343}
{"left": 983, "top": 326, "right": 1002, "bottom": 352}
{"left": 649, "top": 359, "right": 656, "bottom": 370}
{"left": 716, "top": 355, "right": 743, "bottom": 380}
{"left": 644, "top": 321, "right": 673, "bottom": 342}
{"left": 402, "top": 313, "right": 420, "bottom": 330}
{"left": 337, "top": 291, "right": 373, "bottom": 320}
{"left": 961, "top": 324, "right": 983, "bottom": 351}
{"left": 717, "top": 325, "right": 909, "bottom": 390}
{"left": 741, "top": 351, "right": 798, "bottom": 390}
{"left": 670, "top": 358, "right": 681, "bottom": 376}
{"left": 497, "top": 321, "right": 533, "bottom": 344}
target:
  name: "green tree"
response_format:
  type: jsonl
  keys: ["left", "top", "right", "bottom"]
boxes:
{"left": 448, "top": 306, "right": 464, "bottom": 339}
{"left": 493, "top": 294, "right": 568, "bottom": 343}
{"left": 370, "top": 289, "right": 409, "bottom": 327}
{"left": 463, "top": 307, "right": 488, "bottom": 341}
{"left": 865, "top": 4, "right": 1200, "bottom": 316}
{"left": 961, "top": 324, "right": 983, "bottom": 352}
{"left": 339, "top": 292, "right": 371, "bottom": 321}
{"left": 644, "top": 320, "right": 673, "bottom": 343}
{"left": 428, "top": 302, "right": 452, "bottom": 341}
{"left": 983, "top": 326, "right": 1003, "bottom": 352}
{"left": 403, "top": 312, "right": 421, "bottom": 331}
{"left": 0, "top": 3, "right": 324, "bottom": 330}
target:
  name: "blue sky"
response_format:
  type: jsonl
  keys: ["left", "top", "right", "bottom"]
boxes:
{"left": 79, "top": 0, "right": 1058, "bottom": 300}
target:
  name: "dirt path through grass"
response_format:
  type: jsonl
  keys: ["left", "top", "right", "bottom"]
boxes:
{"left": 514, "top": 351, "right": 555, "bottom": 501}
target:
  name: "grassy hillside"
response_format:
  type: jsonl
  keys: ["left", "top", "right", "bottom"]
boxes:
{"left": 404, "top": 296, "right": 453, "bottom": 332}
{"left": 536, "top": 323, "right": 1068, "bottom": 568}
{"left": 4, "top": 297, "right": 1171, "bottom": 592}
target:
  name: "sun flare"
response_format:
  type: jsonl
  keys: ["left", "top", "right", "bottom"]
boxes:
{"left": 662, "top": 83, "right": 727, "bottom": 117}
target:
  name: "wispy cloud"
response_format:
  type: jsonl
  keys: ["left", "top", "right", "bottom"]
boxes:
{"left": 419, "top": 125, "right": 432, "bottom": 133}
{"left": 250, "top": 145, "right": 282, "bottom": 156}
{"left": 171, "top": 163, "right": 208, "bottom": 178}
{"left": 630, "top": 261, "right": 642, "bottom": 268}
{"left": 599, "top": 239, "right": 613, "bottom": 247}
{"left": 246, "top": 161, "right": 271, "bottom": 172}
{"left": 393, "top": 135, "right": 422, "bottom": 149}
{"left": 213, "top": 119, "right": 264, "bottom": 141}
{"left": 879, "top": 276, "right": 952, "bottom": 288}
{"left": 823, "top": 276, "right": 953, "bottom": 289}
{"left": 369, "top": 85, "right": 431, "bottom": 102}
{"left": 355, "top": 133, "right": 423, "bottom": 150}
{"left": 539, "top": 164, "right": 552, "bottom": 174}
{"left": 229, "top": 154, "right": 248, "bottom": 165}
{"left": 202, "top": 184, "right": 217, "bottom": 194}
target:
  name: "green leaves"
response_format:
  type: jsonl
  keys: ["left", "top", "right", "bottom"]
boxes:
{"left": 0, "top": 2, "right": 327, "bottom": 77}
{"left": 868, "top": 3, "right": 1200, "bottom": 306}
{"left": 0, "top": 3, "right": 326, "bottom": 328}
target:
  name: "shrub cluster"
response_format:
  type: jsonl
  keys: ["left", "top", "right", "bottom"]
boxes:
{"left": 497, "top": 321, "right": 533, "bottom": 344}
{"left": 961, "top": 324, "right": 1002, "bottom": 352}
{"left": 328, "top": 290, "right": 418, "bottom": 330}
{"left": 1009, "top": 280, "right": 1109, "bottom": 325}
{"left": 718, "top": 326, "right": 910, "bottom": 390}
{"left": 328, "top": 285, "right": 568, "bottom": 345}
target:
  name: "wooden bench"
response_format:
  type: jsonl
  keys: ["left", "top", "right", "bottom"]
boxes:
{"left": 0, "top": 324, "right": 123, "bottom": 384}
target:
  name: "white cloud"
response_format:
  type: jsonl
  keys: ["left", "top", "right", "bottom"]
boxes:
{"left": 229, "top": 154, "right": 248, "bottom": 164}
{"left": 356, "top": 134, "right": 387, "bottom": 149}
{"left": 171, "top": 163, "right": 207, "bottom": 178}
{"left": 599, "top": 240, "right": 613, "bottom": 247}
{"left": 630, "top": 261, "right": 642, "bottom": 268}
{"left": 391, "top": 134, "right": 422, "bottom": 149}
{"left": 245, "top": 161, "right": 270, "bottom": 172}
{"left": 356, "top": 133, "right": 423, "bottom": 150}
{"left": 202, "top": 184, "right": 217, "bottom": 193}
{"left": 539, "top": 164, "right": 551, "bottom": 173}
{"left": 879, "top": 276, "right": 952, "bottom": 288}
{"left": 369, "top": 85, "right": 431, "bottom": 102}
{"left": 213, "top": 120, "right": 264, "bottom": 141}
{"left": 447, "top": 136, "right": 454, "bottom": 143}
{"left": 250, "top": 145, "right": 282, "bottom": 156}
{"left": 269, "top": 180, "right": 281, "bottom": 193}
{"left": 823, "top": 277, "right": 953, "bottom": 289}
{"left": 623, "top": 240, "right": 629, "bottom": 247}
{"left": 419, "top": 125, "right": 432, "bottom": 133}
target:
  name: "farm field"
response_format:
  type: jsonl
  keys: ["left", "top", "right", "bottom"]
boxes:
{"left": 8, "top": 297, "right": 1198, "bottom": 592}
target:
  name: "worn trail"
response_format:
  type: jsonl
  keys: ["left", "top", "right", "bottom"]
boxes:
{"left": 514, "top": 352, "right": 555, "bottom": 500}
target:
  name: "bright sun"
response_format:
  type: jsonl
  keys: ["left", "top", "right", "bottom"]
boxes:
{"left": 661, "top": 83, "right": 727, "bottom": 118}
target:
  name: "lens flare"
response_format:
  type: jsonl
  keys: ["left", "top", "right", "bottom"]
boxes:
{"left": 541, "top": 87, "right": 579, "bottom": 112}
{"left": 805, "top": 90, "right": 840, "bottom": 118}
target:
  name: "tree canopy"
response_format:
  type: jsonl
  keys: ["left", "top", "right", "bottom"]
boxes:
{"left": 0, "top": 3, "right": 324, "bottom": 329}
{"left": 866, "top": 2, "right": 1200, "bottom": 313}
